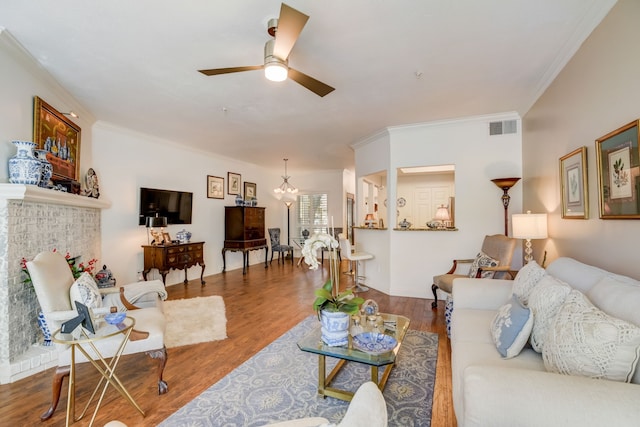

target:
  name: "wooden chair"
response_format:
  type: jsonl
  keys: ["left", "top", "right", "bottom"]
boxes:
{"left": 431, "top": 234, "right": 517, "bottom": 308}
{"left": 26, "top": 251, "right": 168, "bottom": 421}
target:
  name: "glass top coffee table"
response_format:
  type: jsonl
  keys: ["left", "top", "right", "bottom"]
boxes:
{"left": 297, "top": 313, "right": 410, "bottom": 401}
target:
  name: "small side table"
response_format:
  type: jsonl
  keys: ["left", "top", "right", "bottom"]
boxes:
{"left": 52, "top": 317, "right": 145, "bottom": 427}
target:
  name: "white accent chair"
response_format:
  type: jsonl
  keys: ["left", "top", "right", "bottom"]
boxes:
{"left": 338, "top": 234, "right": 374, "bottom": 292}
{"left": 26, "top": 251, "right": 169, "bottom": 421}
{"left": 261, "top": 381, "right": 388, "bottom": 427}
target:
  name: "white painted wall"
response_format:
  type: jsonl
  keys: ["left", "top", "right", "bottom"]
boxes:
{"left": 93, "top": 122, "right": 318, "bottom": 285}
{"left": 354, "top": 113, "right": 523, "bottom": 298}
{"left": 522, "top": 0, "right": 640, "bottom": 279}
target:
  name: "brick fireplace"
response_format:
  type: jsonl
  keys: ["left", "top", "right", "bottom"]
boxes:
{"left": 0, "top": 184, "right": 109, "bottom": 383}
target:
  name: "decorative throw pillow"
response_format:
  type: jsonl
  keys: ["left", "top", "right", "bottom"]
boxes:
{"left": 543, "top": 290, "right": 640, "bottom": 382}
{"left": 512, "top": 260, "right": 546, "bottom": 306}
{"left": 468, "top": 251, "right": 499, "bottom": 279}
{"left": 69, "top": 272, "right": 102, "bottom": 310}
{"left": 527, "top": 275, "right": 572, "bottom": 353}
{"left": 490, "top": 295, "right": 533, "bottom": 358}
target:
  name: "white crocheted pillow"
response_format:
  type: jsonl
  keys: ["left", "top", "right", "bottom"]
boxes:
{"left": 512, "top": 260, "right": 546, "bottom": 306}
{"left": 543, "top": 290, "right": 640, "bottom": 382}
{"left": 527, "top": 275, "right": 571, "bottom": 353}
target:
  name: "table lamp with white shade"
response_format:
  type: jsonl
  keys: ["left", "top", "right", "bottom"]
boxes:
{"left": 512, "top": 211, "right": 548, "bottom": 263}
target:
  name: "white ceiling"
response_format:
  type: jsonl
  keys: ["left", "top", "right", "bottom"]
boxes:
{"left": 0, "top": 0, "right": 616, "bottom": 172}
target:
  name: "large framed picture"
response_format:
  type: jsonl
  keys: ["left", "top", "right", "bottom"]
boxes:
{"left": 559, "top": 147, "right": 588, "bottom": 219}
{"left": 244, "top": 181, "right": 257, "bottom": 200}
{"left": 207, "top": 175, "right": 224, "bottom": 199}
{"left": 595, "top": 119, "right": 640, "bottom": 219}
{"left": 33, "top": 96, "right": 81, "bottom": 181}
{"left": 227, "top": 172, "right": 241, "bottom": 195}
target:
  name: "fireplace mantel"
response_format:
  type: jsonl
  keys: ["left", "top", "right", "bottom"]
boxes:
{"left": 0, "top": 184, "right": 111, "bottom": 209}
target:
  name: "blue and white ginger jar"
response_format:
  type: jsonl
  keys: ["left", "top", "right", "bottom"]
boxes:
{"left": 34, "top": 149, "right": 53, "bottom": 188}
{"left": 8, "top": 141, "right": 41, "bottom": 185}
{"left": 320, "top": 310, "right": 350, "bottom": 347}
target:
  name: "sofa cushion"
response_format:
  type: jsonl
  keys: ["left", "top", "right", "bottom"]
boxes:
{"left": 69, "top": 272, "right": 103, "bottom": 310}
{"left": 543, "top": 290, "right": 640, "bottom": 382}
{"left": 528, "top": 275, "right": 571, "bottom": 353}
{"left": 511, "top": 260, "right": 546, "bottom": 306}
{"left": 469, "top": 251, "right": 499, "bottom": 279}
{"left": 490, "top": 295, "right": 533, "bottom": 358}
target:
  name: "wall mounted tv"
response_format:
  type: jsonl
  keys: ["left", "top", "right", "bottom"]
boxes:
{"left": 138, "top": 187, "right": 193, "bottom": 225}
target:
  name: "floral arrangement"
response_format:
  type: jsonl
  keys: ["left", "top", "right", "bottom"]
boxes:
{"left": 302, "top": 231, "right": 363, "bottom": 317}
{"left": 21, "top": 249, "right": 98, "bottom": 288}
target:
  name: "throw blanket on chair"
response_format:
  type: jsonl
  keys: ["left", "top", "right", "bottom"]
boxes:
{"left": 102, "top": 279, "right": 167, "bottom": 311}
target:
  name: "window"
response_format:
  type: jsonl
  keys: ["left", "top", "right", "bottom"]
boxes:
{"left": 297, "top": 193, "right": 328, "bottom": 236}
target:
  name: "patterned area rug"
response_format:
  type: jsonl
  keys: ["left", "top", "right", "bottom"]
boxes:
{"left": 160, "top": 316, "right": 438, "bottom": 426}
{"left": 164, "top": 296, "right": 227, "bottom": 348}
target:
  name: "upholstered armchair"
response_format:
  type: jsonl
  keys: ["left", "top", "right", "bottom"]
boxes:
{"left": 431, "top": 234, "right": 517, "bottom": 308}
{"left": 26, "top": 251, "right": 169, "bottom": 421}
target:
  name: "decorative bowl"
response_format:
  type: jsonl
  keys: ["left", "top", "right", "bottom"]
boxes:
{"left": 104, "top": 312, "right": 126, "bottom": 325}
{"left": 352, "top": 332, "right": 397, "bottom": 355}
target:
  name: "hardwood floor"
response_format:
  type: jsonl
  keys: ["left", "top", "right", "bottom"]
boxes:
{"left": 0, "top": 259, "right": 456, "bottom": 427}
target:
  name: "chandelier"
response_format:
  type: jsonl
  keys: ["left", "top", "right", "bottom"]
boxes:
{"left": 273, "top": 158, "right": 298, "bottom": 194}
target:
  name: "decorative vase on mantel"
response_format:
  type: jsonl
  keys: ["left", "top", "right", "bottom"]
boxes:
{"left": 320, "top": 310, "right": 350, "bottom": 347}
{"left": 8, "top": 141, "right": 41, "bottom": 185}
{"left": 33, "top": 149, "right": 53, "bottom": 188}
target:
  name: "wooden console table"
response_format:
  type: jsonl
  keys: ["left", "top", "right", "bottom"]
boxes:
{"left": 142, "top": 241, "right": 206, "bottom": 285}
{"left": 223, "top": 206, "right": 268, "bottom": 274}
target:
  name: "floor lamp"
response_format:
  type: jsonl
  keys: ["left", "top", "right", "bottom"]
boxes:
{"left": 491, "top": 177, "right": 521, "bottom": 236}
{"left": 284, "top": 201, "right": 293, "bottom": 246}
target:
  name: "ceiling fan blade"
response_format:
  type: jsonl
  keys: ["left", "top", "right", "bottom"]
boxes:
{"left": 272, "top": 3, "right": 309, "bottom": 60}
{"left": 288, "top": 68, "right": 334, "bottom": 97}
{"left": 198, "top": 65, "right": 263, "bottom": 76}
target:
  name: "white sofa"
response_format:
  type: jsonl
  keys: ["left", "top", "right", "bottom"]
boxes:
{"left": 450, "top": 257, "right": 640, "bottom": 427}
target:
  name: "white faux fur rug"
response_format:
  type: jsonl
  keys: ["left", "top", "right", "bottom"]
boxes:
{"left": 163, "top": 296, "right": 227, "bottom": 348}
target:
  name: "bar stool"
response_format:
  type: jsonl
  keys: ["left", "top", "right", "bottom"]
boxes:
{"left": 338, "top": 234, "right": 373, "bottom": 292}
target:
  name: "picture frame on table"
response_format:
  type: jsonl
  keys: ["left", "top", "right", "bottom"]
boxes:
{"left": 207, "top": 175, "right": 224, "bottom": 199}
{"left": 244, "top": 181, "right": 257, "bottom": 200}
{"left": 33, "top": 96, "right": 82, "bottom": 182}
{"left": 162, "top": 232, "right": 171, "bottom": 244}
{"left": 559, "top": 147, "right": 588, "bottom": 219}
{"left": 595, "top": 119, "right": 640, "bottom": 219}
{"left": 228, "top": 172, "right": 241, "bottom": 195}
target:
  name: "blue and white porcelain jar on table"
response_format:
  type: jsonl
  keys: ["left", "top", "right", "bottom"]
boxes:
{"left": 8, "top": 141, "right": 41, "bottom": 185}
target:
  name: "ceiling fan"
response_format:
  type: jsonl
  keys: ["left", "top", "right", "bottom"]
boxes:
{"left": 198, "top": 3, "right": 334, "bottom": 97}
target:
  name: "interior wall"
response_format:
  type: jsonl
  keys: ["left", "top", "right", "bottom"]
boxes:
{"left": 354, "top": 113, "right": 523, "bottom": 298}
{"left": 92, "top": 122, "right": 284, "bottom": 285}
{"left": 522, "top": 0, "right": 640, "bottom": 278}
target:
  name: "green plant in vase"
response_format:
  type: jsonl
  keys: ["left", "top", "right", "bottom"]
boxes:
{"left": 302, "top": 231, "right": 364, "bottom": 346}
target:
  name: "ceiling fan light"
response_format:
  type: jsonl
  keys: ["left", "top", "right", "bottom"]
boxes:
{"left": 265, "top": 62, "right": 288, "bottom": 82}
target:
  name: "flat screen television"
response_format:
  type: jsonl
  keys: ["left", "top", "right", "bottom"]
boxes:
{"left": 139, "top": 187, "right": 193, "bottom": 225}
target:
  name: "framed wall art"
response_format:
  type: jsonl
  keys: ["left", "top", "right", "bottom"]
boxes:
{"left": 595, "top": 119, "right": 640, "bottom": 219}
{"left": 228, "top": 172, "right": 241, "bottom": 195}
{"left": 33, "top": 96, "right": 81, "bottom": 181}
{"left": 207, "top": 175, "right": 224, "bottom": 199}
{"left": 244, "top": 181, "right": 257, "bottom": 200}
{"left": 559, "top": 147, "right": 588, "bottom": 219}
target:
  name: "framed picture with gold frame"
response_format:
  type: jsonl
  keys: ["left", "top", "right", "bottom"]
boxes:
{"left": 595, "top": 120, "right": 640, "bottom": 219}
{"left": 559, "top": 147, "right": 588, "bottom": 219}
{"left": 244, "top": 181, "right": 256, "bottom": 200}
{"left": 33, "top": 96, "right": 81, "bottom": 181}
